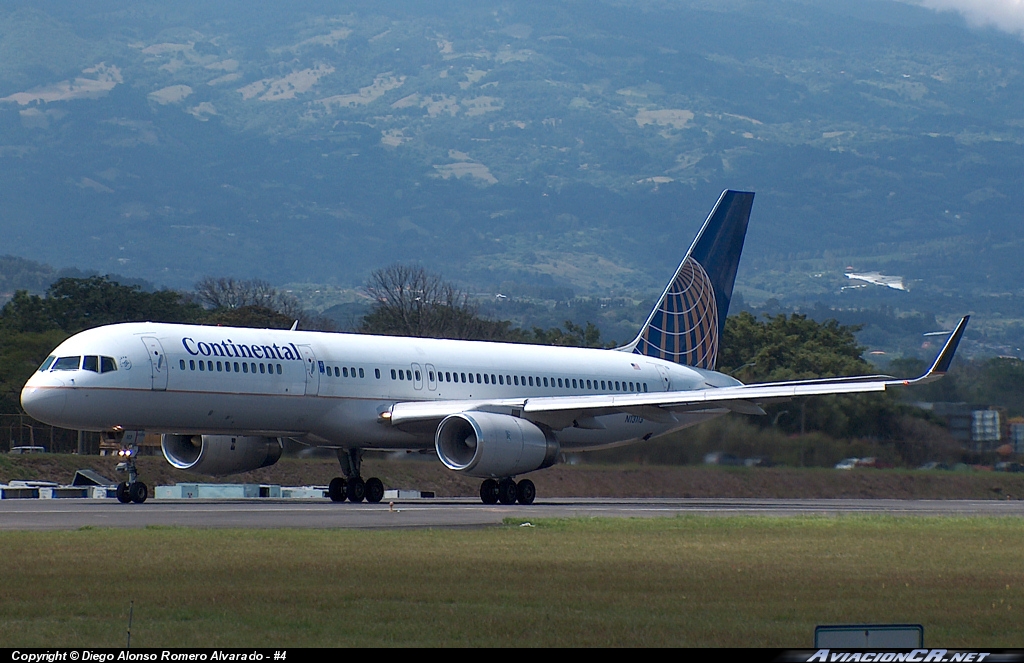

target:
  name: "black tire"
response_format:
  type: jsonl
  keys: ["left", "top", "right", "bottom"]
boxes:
{"left": 480, "top": 479, "right": 499, "bottom": 504}
{"left": 129, "top": 482, "right": 148, "bottom": 504}
{"left": 328, "top": 477, "right": 347, "bottom": 502}
{"left": 365, "top": 477, "right": 385, "bottom": 504}
{"left": 516, "top": 479, "right": 536, "bottom": 505}
{"left": 116, "top": 482, "right": 131, "bottom": 504}
{"left": 497, "top": 478, "right": 518, "bottom": 505}
{"left": 346, "top": 477, "right": 366, "bottom": 503}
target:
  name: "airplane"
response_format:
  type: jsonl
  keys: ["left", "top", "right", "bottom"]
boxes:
{"left": 20, "top": 190, "right": 969, "bottom": 505}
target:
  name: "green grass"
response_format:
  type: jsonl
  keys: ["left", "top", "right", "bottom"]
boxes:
{"left": 1, "top": 516, "right": 1023, "bottom": 647}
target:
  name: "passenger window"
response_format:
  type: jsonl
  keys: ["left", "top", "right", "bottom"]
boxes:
{"left": 557, "top": 378, "right": 562, "bottom": 388}
{"left": 528, "top": 376, "right": 534, "bottom": 386}
{"left": 179, "top": 359, "right": 186, "bottom": 370}
{"left": 498, "top": 375, "right": 504, "bottom": 385}
{"left": 506, "top": 375, "right": 512, "bottom": 385}
{"left": 543, "top": 377, "right": 548, "bottom": 387}
{"left": 234, "top": 362, "right": 240, "bottom": 372}
{"left": 39, "top": 356, "right": 56, "bottom": 372}
{"left": 277, "top": 364, "right": 283, "bottom": 374}
{"left": 513, "top": 376, "right": 519, "bottom": 386}
{"left": 572, "top": 379, "right": 577, "bottom": 389}
{"left": 260, "top": 363, "right": 266, "bottom": 374}
{"left": 468, "top": 373, "right": 474, "bottom": 384}
{"left": 476, "top": 373, "right": 482, "bottom": 383}
{"left": 343, "top": 367, "right": 348, "bottom": 377}
{"left": 391, "top": 369, "right": 397, "bottom": 380}
{"left": 199, "top": 361, "right": 205, "bottom": 372}
{"left": 416, "top": 370, "right": 421, "bottom": 381}
{"left": 350, "top": 367, "right": 356, "bottom": 377}
{"left": 52, "top": 356, "right": 81, "bottom": 371}
{"left": 398, "top": 370, "right": 404, "bottom": 381}
{"left": 242, "top": 363, "right": 247, "bottom": 373}
{"left": 483, "top": 374, "right": 489, "bottom": 384}
{"left": 374, "top": 368, "right": 380, "bottom": 379}
{"left": 359, "top": 368, "right": 364, "bottom": 378}
{"left": 189, "top": 360, "right": 195, "bottom": 371}
{"left": 82, "top": 356, "right": 99, "bottom": 372}
{"left": 643, "top": 383, "right": 648, "bottom": 392}
{"left": 491, "top": 374, "right": 496, "bottom": 384}
{"left": 216, "top": 361, "right": 222, "bottom": 372}
{"left": 461, "top": 373, "right": 467, "bottom": 383}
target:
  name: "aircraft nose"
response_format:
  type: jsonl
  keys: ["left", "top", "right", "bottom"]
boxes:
{"left": 21, "top": 382, "right": 67, "bottom": 425}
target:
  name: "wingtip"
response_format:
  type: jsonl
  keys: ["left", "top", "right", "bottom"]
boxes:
{"left": 912, "top": 315, "right": 969, "bottom": 384}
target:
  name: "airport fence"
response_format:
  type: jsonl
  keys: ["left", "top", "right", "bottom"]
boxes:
{"left": 1, "top": 414, "right": 100, "bottom": 455}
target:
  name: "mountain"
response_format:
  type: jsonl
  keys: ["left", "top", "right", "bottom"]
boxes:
{"left": 2, "top": 0, "right": 1024, "bottom": 353}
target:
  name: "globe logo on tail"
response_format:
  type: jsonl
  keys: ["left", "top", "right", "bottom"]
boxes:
{"left": 634, "top": 256, "right": 719, "bottom": 369}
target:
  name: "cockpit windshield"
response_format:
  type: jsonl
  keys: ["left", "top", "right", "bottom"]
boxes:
{"left": 51, "top": 356, "right": 81, "bottom": 371}
{"left": 46, "top": 355, "right": 118, "bottom": 372}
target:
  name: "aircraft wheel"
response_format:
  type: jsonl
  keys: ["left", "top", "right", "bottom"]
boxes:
{"left": 116, "top": 482, "right": 131, "bottom": 504}
{"left": 328, "top": 477, "right": 347, "bottom": 502}
{"left": 365, "top": 477, "right": 385, "bottom": 504}
{"left": 480, "top": 479, "right": 499, "bottom": 504}
{"left": 497, "top": 478, "right": 518, "bottom": 505}
{"left": 346, "top": 477, "right": 366, "bottom": 503}
{"left": 129, "top": 482, "right": 148, "bottom": 504}
{"left": 516, "top": 479, "right": 536, "bottom": 505}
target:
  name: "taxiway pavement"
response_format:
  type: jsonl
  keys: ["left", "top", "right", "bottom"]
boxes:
{"left": 2, "top": 497, "right": 1023, "bottom": 530}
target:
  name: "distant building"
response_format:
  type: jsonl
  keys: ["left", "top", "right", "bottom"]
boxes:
{"left": 915, "top": 402, "right": 1010, "bottom": 451}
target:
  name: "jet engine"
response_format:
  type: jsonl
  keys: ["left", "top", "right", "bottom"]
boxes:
{"left": 161, "top": 434, "right": 283, "bottom": 476}
{"left": 435, "top": 412, "right": 559, "bottom": 478}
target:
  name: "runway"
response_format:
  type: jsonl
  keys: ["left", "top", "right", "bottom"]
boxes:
{"left": 2, "top": 497, "right": 1023, "bottom": 530}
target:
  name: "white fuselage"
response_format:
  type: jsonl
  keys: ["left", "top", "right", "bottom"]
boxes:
{"left": 21, "top": 322, "right": 741, "bottom": 451}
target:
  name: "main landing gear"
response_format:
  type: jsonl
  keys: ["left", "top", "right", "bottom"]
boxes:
{"left": 328, "top": 448, "right": 385, "bottom": 504}
{"left": 113, "top": 434, "right": 148, "bottom": 504}
{"left": 479, "top": 478, "right": 535, "bottom": 505}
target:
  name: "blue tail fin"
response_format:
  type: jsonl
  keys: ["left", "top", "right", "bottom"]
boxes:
{"left": 621, "top": 190, "right": 754, "bottom": 370}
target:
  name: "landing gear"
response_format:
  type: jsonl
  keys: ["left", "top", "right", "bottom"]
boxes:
{"left": 328, "top": 448, "right": 385, "bottom": 504}
{"left": 365, "top": 477, "right": 385, "bottom": 504}
{"left": 346, "top": 477, "right": 366, "bottom": 503}
{"left": 497, "top": 478, "right": 518, "bottom": 505}
{"left": 114, "top": 432, "right": 147, "bottom": 504}
{"left": 479, "top": 478, "right": 537, "bottom": 505}
{"left": 480, "top": 479, "right": 499, "bottom": 504}
{"left": 328, "top": 477, "right": 347, "bottom": 502}
{"left": 516, "top": 479, "right": 536, "bottom": 505}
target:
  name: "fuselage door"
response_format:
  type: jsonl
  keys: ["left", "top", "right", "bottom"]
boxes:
{"left": 425, "top": 363, "right": 437, "bottom": 391}
{"left": 141, "top": 337, "right": 168, "bottom": 391}
{"left": 651, "top": 363, "right": 672, "bottom": 391}
{"left": 298, "top": 345, "right": 319, "bottom": 396}
{"left": 411, "top": 363, "right": 424, "bottom": 390}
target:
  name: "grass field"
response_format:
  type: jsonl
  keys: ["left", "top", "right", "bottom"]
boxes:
{"left": 1, "top": 516, "right": 1023, "bottom": 647}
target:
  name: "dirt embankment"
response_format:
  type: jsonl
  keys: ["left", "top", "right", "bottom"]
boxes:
{"left": 2, "top": 454, "right": 1024, "bottom": 500}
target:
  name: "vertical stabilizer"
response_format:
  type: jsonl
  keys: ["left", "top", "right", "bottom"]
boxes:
{"left": 621, "top": 190, "right": 754, "bottom": 370}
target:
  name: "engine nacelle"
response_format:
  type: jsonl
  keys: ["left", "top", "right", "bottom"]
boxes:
{"left": 161, "top": 434, "right": 283, "bottom": 476}
{"left": 435, "top": 412, "right": 559, "bottom": 478}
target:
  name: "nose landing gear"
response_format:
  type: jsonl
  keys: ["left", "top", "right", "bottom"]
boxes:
{"left": 114, "top": 433, "right": 148, "bottom": 504}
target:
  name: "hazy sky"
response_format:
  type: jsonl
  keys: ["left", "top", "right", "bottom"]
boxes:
{"left": 916, "top": 0, "right": 1024, "bottom": 35}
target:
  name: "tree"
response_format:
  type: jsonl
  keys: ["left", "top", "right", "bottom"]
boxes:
{"left": 360, "top": 264, "right": 515, "bottom": 340}
{"left": 193, "top": 277, "right": 334, "bottom": 331}
{"left": 719, "top": 311, "right": 906, "bottom": 439}
{"left": 0, "top": 276, "right": 203, "bottom": 414}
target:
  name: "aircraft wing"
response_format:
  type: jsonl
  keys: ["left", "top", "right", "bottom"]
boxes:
{"left": 385, "top": 316, "right": 968, "bottom": 431}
